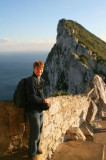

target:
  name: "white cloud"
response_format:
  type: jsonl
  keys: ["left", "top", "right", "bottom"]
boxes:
{"left": 0, "top": 38, "right": 56, "bottom": 52}
{"left": 0, "top": 38, "right": 13, "bottom": 43}
{"left": 0, "top": 34, "right": 105, "bottom": 53}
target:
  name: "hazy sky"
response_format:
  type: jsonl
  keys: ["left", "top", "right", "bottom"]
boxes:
{"left": 0, "top": 0, "right": 106, "bottom": 52}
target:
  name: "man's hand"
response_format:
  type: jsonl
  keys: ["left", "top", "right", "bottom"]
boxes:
{"left": 45, "top": 99, "right": 49, "bottom": 104}
{"left": 44, "top": 99, "right": 51, "bottom": 108}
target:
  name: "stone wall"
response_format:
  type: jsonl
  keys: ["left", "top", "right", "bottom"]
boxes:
{"left": 0, "top": 94, "right": 97, "bottom": 159}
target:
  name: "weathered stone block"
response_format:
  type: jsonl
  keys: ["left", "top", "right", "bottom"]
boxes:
{"left": 54, "top": 129, "right": 62, "bottom": 141}
{"left": 12, "top": 139, "right": 21, "bottom": 146}
{"left": 64, "top": 127, "right": 86, "bottom": 141}
{"left": 49, "top": 100, "right": 61, "bottom": 116}
{"left": 0, "top": 102, "right": 10, "bottom": 153}
{"left": 86, "top": 100, "right": 98, "bottom": 123}
{"left": 53, "top": 113, "right": 63, "bottom": 125}
{"left": 43, "top": 123, "right": 54, "bottom": 138}
{"left": 80, "top": 122, "right": 93, "bottom": 141}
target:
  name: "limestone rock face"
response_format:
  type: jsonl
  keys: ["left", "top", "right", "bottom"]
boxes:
{"left": 43, "top": 19, "right": 106, "bottom": 97}
{"left": 86, "top": 100, "right": 98, "bottom": 123}
{"left": 83, "top": 75, "right": 106, "bottom": 118}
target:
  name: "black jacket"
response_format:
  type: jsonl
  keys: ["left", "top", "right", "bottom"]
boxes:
{"left": 26, "top": 72, "right": 49, "bottom": 112}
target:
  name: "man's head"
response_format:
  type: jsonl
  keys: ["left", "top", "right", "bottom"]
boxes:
{"left": 33, "top": 61, "right": 44, "bottom": 78}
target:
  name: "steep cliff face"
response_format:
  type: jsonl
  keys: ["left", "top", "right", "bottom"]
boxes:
{"left": 43, "top": 19, "right": 106, "bottom": 97}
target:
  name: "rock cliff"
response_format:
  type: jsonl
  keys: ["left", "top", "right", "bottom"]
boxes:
{"left": 43, "top": 19, "right": 106, "bottom": 97}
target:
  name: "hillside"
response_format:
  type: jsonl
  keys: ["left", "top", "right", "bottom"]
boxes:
{"left": 64, "top": 19, "right": 106, "bottom": 62}
{"left": 43, "top": 19, "right": 106, "bottom": 97}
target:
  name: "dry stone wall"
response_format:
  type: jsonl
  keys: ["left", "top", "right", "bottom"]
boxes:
{"left": 0, "top": 94, "right": 97, "bottom": 159}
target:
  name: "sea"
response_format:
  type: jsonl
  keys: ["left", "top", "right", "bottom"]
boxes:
{"left": 0, "top": 51, "right": 48, "bottom": 100}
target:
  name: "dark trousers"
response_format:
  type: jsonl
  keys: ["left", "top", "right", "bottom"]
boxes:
{"left": 27, "top": 110, "right": 43, "bottom": 158}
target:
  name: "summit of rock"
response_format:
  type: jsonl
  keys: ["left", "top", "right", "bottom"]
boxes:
{"left": 57, "top": 19, "right": 106, "bottom": 60}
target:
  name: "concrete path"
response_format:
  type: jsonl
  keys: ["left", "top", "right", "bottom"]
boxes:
{"left": 51, "top": 109, "right": 106, "bottom": 160}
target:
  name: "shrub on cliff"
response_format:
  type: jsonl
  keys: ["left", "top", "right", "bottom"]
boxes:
{"left": 51, "top": 90, "right": 70, "bottom": 97}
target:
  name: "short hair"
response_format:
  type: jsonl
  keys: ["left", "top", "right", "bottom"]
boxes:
{"left": 33, "top": 60, "right": 44, "bottom": 69}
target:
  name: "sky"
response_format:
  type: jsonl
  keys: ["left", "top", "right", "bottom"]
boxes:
{"left": 0, "top": 0, "right": 106, "bottom": 53}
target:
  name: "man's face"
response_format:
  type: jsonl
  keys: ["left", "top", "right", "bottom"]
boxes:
{"left": 33, "top": 66, "right": 43, "bottom": 78}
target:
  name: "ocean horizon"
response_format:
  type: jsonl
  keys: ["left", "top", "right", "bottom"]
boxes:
{"left": 0, "top": 51, "right": 49, "bottom": 100}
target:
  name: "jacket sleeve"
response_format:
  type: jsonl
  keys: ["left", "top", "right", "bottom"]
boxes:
{"left": 26, "top": 77, "right": 45, "bottom": 106}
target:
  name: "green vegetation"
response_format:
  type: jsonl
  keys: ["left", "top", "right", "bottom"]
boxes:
{"left": 79, "top": 55, "right": 91, "bottom": 67}
{"left": 72, "top": 52, "right": 80, "bottom": 59}
{"left": 51, "top": 90, "right": 70, "bottom": 97}
{"left": 63, "top": 19, "right": 106, "bottom": 62}
{"left": 92, "top": 68, "right": 98, "bottom": 74}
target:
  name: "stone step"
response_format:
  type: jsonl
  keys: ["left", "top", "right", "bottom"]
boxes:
{"left": 51, "top": 115, "right": 106, "bottom": 160}
{"left": 93, "top": 116, "right": 106, "bottom": 160}
{"left": 51, "top": 141, "right": 103, "bottom": 160}
{"left": 94, "top": 120, "right": 106, "bottom": 145}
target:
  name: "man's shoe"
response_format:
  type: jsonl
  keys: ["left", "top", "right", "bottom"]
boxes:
{"left": 37, "top": 148, "right": 43, "bottom": 154}
{"left": 31, "top": 156, "right": 38, "bottom": 160}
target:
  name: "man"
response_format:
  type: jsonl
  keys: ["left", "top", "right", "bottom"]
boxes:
{"left": 26, "top": 60, "right": 50, "bottom": 160}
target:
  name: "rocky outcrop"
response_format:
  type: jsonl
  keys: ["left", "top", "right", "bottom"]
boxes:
{"left": 0, "top": 93, "right": 99, "bottom": 159}
{"left": 80, "top": 122, "right": 94, "bottom": 141}
{"left": 64, "top": 127, "right": 86, "bottom": 142}
{"left": 83, "top": 74, "right": 106, "bottom": 118}
{"left": 43, "top": 19, "right": 106, "bottom": 97}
